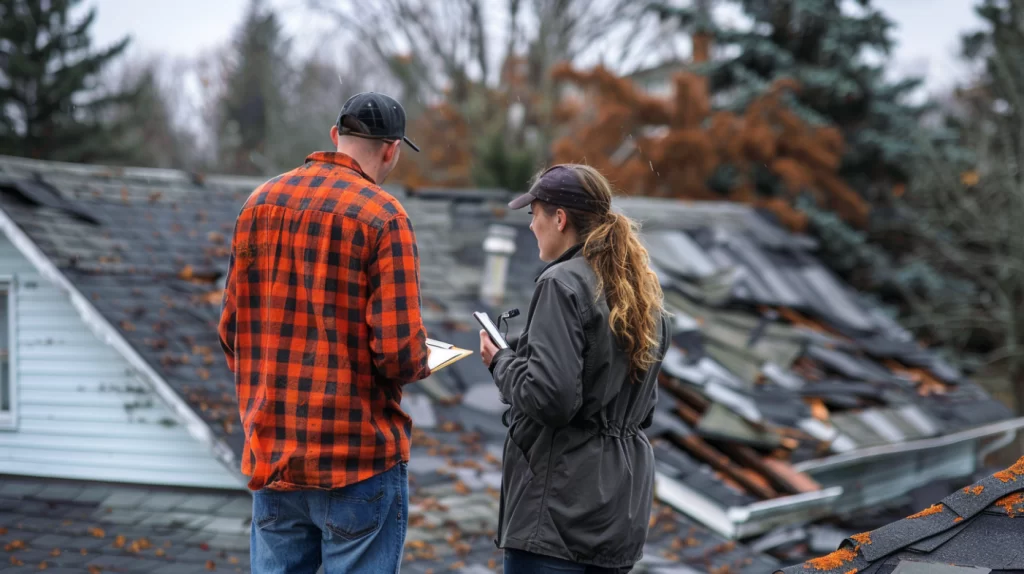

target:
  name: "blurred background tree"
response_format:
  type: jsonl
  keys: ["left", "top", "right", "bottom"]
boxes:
{"left": 0, "top": 0, "right": 140, "bottom": 163}
{"left": 1, "top": 0, "right": 1022, "bottom": 418}
{"left": 893, "top": 0, "right": 1024, "bottom": 430}
{"left": 309, "top": 0, "right": 668, "bottom": 191}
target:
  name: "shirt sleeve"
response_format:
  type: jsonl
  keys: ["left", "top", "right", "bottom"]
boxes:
{"left": 490, "top": 278, "right": 586, "bottom": 428}
{"left": 218, "top": 249, "right": 238, "bottom": 373}
{"left": 366, "top": 214, "right": 431, "bottom": 384}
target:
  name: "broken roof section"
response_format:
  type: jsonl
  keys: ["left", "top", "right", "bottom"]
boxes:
{"left": 775, "top": 457, "right": 1024, "bottom": 574}
{"left": 0, "top": 154, "right": 1018, "bottom": 569}
{"left": 0, "top": 155, "right": 783, "bottom": 572}
{"left": 613, "top": 195, "right": 1019, "bottom": 538}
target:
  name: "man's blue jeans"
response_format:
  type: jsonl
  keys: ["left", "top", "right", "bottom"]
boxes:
{"left": 250, "top": 461, "right": 408, "bottom": 574}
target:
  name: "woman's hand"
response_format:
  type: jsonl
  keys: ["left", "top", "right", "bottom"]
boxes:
{"left": 480, "top": 329, "right": 500, "bottom": 368}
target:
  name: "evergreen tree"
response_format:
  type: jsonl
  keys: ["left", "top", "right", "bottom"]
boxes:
{"left": 107, "top": 58, "right": 197, "bottom": 170}
{"left": 654, "top": 0, "right": 921, "bottom": 210}
{"left": 0, "top": 0, "right": 136, "bottom": 162}
{"left": 890, "top": 0, "right": 1024, "bottom": 422}
{"left": 959, "top": 0, "right": 1024, "bottom": 156}
{"left": 650, "top": 0, "right": 974, "bottom": 317}
{"left": 214, "top": 0, "right": 292, "bottom": 175}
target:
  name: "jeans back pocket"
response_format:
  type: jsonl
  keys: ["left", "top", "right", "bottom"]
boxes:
{"left": 252, "top": 489, "right": 280, "bottom": 529}
{"left": 325, "top": 473, "right": 386, "bottom": 540}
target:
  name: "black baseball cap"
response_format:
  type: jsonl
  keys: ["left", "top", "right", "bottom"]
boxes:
{"left": 336, "top": 92, "right": 420, "bottom": 152}
{"left": 508, "top": 165, "right": 608, "bottom": 213}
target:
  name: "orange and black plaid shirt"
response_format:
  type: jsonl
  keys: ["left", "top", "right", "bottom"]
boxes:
{"left": 218, "top": 151, "right": 431, "bottom": 491}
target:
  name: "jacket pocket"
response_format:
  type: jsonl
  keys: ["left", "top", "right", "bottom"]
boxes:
{"left": 325, "top": 473, "right": 386, "bottom": 540}
{"left": 500, "top": 430, "right": 536, "bottom": 544}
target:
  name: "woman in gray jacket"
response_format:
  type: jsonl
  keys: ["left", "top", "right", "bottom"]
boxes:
{"left": 479, "top": 164, "right": 671, "bottom": 573}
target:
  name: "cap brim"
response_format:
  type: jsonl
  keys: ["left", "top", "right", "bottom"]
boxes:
{"left": 403, "top": 136, "right": 420, "bottom": 152}
{"left": 507, "top": 192, "right": 536, "bottom": 210}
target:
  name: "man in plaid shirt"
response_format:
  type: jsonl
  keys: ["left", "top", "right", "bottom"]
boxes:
{"left": 219, "top": 92, "right": 432, "bottom": 573}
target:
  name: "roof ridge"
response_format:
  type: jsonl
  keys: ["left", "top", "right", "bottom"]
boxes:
{"left": 0, "top": 153, "right": 265, "bottom": 187}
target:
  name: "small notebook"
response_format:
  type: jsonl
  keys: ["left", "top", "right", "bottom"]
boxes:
{"left": 426, "top": 338, "right": 473, "bottom": 372}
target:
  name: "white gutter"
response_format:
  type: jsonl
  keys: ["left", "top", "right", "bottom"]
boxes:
{"left": 978, "top": 429, "right": 1018, "bottom": 464}
{"left": 0, "top": 206, "right": 243, "bottom": 483}
{"left": 655, "top": 472, "right": 737, "bottom": 538}
{"left": 794, "top": 416, "right": 1024, "bottom": 473}
{"left": 727, "top": 487, "right": 843, "bottom": 538}
{"left": 655, "top": 472, "right": 844, "bottom": 539}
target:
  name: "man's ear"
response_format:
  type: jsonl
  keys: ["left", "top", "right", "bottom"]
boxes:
{"left": 382, "top": 139, "right": 400, "bottom": 164}
{"left": 330, "top": 125, "right": 340, "bottom": 148}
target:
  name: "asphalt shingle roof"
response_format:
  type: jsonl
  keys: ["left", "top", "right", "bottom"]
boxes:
{"left": 0, "top": 475, "right": 252, "bottom": 573}
{"left": 775, "top": 457, "right": 1024, "bottom": 574}
{"left": 0, "top": 154, "right": 1018, "bottom": 572}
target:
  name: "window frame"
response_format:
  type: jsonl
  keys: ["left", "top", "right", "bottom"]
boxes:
{"left": 0, "top": 275, "right": 17, "bottom": 430}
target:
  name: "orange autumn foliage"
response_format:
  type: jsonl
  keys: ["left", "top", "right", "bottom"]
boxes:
{"left": 391, "top": 101, "right": 474, "bottom": 189}
{"left": 551, "top": 64, "right": 869, "bottom": 232}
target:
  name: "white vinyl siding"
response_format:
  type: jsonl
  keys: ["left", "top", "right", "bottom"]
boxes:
{"left": 0, "top": 234, "right": 241, "bottom": 489}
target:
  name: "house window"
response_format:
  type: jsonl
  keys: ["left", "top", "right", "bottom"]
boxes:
{"left": 0, "top": 278, "right": 14, "bottom": 429}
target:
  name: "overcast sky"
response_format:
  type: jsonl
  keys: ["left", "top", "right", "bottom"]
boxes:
{"left": 86, "top": 0, "right": 982, "bottom": 97}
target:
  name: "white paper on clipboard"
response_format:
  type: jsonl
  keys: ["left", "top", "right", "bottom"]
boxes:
{"left": 426, "top": 338, "right": 473, "bottom": 372}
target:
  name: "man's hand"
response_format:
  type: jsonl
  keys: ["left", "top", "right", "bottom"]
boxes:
{"left": 480, "top": 329, "right": 500, "bottom": 368}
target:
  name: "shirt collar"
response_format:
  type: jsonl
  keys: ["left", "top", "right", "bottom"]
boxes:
{"left": 305, "top": 151, "right": 376, "bottom": 184}
{"left": 536, "top": 243, "right": 583, "bottom": 282}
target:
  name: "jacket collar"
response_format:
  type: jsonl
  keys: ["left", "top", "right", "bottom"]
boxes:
{"left": 536, "top": 243, "right": 583, "bottom": 282}
{"left": 305, "top": 151, "right": 376, "bottom": 184}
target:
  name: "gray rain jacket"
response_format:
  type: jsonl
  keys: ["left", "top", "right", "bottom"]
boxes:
{"left": 489, "top": 244, "right": 671, "bottom": 568}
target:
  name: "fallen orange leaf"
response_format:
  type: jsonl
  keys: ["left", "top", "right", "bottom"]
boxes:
{"left": 4, "top": 540, "right": 26, "bottom": 551}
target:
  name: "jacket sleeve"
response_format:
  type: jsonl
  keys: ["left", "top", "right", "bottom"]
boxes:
{"left": 218, "top": 250, "right": 238, "bottom": 373}
{"left": 366, "top": 214, "right": 431, "bottom": 384}
{"left": 490, "top": 278, "right": 585, "bottom": 428}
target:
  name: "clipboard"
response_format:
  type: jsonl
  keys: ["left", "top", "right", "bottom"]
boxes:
{"left": 426, "top": 338, "right": 473, "bottom": 372}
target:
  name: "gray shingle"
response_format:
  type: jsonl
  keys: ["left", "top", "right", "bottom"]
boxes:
{"left": 213, "top": 498, "right": 253, "bottom": 519}
{"left": 891, "top": 562, "right": 991, "bottom": 574}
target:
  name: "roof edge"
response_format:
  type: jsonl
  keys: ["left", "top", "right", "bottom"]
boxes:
{"left": 793, "top": 416, "right": 1024, "bottom": 474}
{"left": 655, "top": 471, "right": 737, "bottom": 538}
{"left": 727, "top": 486, "right": 844, "bottom": 539}
{"left": 0, "top": 204, "right": 243, "bottom": 484}
{"left": 655, "top": 472, "right": 844, "bottom": 540}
